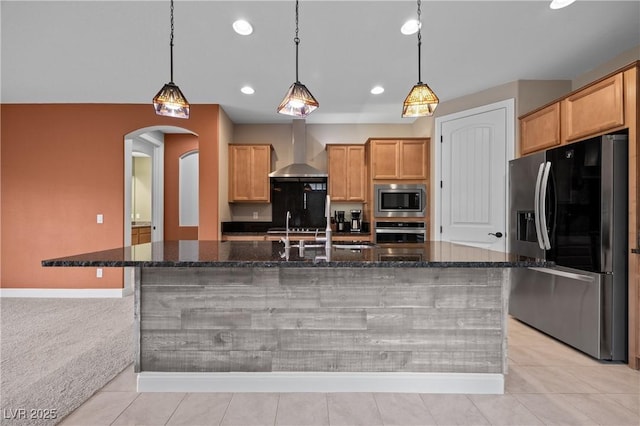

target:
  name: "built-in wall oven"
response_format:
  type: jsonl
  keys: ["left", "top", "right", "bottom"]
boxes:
{"left": 375, "top": 221, "right": 426, "bottom": 244}
{"left": 374, "top": 184, "right": 426, "bottom": 218}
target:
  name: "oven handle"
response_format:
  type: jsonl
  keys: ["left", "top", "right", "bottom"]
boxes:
{"left": 375, "top": 229, "right": 426, "bottom": 235}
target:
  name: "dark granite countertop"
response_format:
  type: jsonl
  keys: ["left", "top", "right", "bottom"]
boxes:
{"left": 42, "top": 240, "right": 549, "bottom": 268}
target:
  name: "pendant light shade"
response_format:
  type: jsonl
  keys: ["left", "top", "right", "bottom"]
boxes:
{"left": 402, "top": 0, "right": 438, "bottom": 118}
{"left": 402, "top": 82, "right": 439, "bottom": 117}
{"left": 153, "top": 82, "right": 190, "bottom": 119}
{"left": 277, "top": 82, "right": 319, "bottom": 117}
{"left": 153, "top": 0, "right": 190, "bottom": 119}
{"left": 277, "top": 0, "right": 318, "bottom": 117}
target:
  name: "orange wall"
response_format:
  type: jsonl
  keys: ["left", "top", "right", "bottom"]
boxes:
{"left": 1, "top": 104, "right": 219, "bottom": 289}
{"left": 165, "top": 134, "right": 199, "bottom": 240}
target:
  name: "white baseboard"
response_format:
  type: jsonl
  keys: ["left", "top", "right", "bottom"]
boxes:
{"left": 0, "top": 288, "right": 128, "bottom": 298}
{"left": 137, "top": 372, "right": 504, "bottom": 394}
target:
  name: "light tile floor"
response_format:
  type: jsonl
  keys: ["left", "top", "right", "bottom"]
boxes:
{"left": 60, "top": 318, "right": 639, "bottom": 426}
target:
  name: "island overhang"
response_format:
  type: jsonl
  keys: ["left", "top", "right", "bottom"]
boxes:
{"left": 42, "top": 241, "right": 549, "bottom": 394}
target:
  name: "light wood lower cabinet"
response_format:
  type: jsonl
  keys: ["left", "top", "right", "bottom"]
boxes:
{"left": 131, "top": 226, "right": 151, "bottom": 244}
{"left": 562, "top": 73, "right": 624, "bottom": 143}
{"left": 229, "top": 144, "right": 272, "bottom": 203}
{"left": 327, "top": 145, "right": 366, "bottom": 201}
{"left": 520, "top": 102, "right": 561, "bottom": 155}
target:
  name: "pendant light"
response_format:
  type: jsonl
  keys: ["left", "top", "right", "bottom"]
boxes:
{"left": 277, "top": 0, "right": 319, "bottom": 117}
{"left": 402, "top": 0, "right": 439, "bottom": 118}
{"left": 153, "top": 0, "right": 190, "bottom": 119}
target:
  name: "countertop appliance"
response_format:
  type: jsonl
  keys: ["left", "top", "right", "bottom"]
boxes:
{"left": 375, "top": 221, "right": 426, "bottom": 244}
{"left": 508, "top": 133, "right": 628, "bottom": 361}
{"left": 335, "top": 210, "right": 346, "bottom": 231}
{"left": 374, "top": 184, "right": 426, "bottom": 217}
{"left": 350, "top": 210, "right": 362, "bottom": 232}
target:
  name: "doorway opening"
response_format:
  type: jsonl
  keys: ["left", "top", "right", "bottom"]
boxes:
{"left": 123, "top": 125, "right": 198, "bottom": 292}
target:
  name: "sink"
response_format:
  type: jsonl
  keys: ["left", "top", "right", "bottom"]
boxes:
{"left": 332, "top": 243, "right": 376, "bottom": 250}
{"left": 290, "top": 243, "right": 324, "bottom": 249}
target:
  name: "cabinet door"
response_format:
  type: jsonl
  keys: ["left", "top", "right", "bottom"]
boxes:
{"left": 520, "top": 102, "right": 561, "bottom": 156}
{"left": 138, "top": 226, "right": 152, "bottom": 244}
{"left": 346, "top": 146, "right": 366, "bottom": 201}
{"left": 399, "top": 140, "right": 427, "bottom": 179}
{"left": 327, "top": 146, "right": 348, "bottom": 200}
{"left": 229, "top": 145, "right": 253, "bottom": 201}
{"left": 563, "top": 73, "right": 624, "bottom": 142}
{"left": 371, "top": 140, "right": 400, "bottom": 179}
{"left": 249, "top": 145, "right": 271, "bottom": 202}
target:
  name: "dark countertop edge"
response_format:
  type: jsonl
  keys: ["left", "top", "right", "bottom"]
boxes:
{"left": 42, "top": 260, "right": 550, "bottom": 268}
{"left": 222, "top": 232, "right": 372, "bottom": 236}
{"left": 632, "top": 248, "right": 640, "bottom": 254}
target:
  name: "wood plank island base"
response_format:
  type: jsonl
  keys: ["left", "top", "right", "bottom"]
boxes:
{"left": 43, "top": 241, "right": 549, "bottom": 394}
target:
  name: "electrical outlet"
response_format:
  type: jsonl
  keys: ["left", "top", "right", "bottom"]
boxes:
{"left": 253, "top": 211, "right": 259, "bottom": 219}
{"left": 96, "top": 268, "right": 103, "bottom": 278}
{"left": 96, "top": 214, "right": 104, "bottom": 224}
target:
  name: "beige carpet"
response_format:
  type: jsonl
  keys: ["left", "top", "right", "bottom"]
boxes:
{"left": 0, "top": 296, "right": 133, "bottom": 425}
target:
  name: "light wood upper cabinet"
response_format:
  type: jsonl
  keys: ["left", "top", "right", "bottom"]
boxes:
{"left": 399, "top": 140, "right": 428, "bottom": 179}
{"left": 520, "top": 102, "right": 561, "bottom": 156}
{"left": 327, "top": 145, "right": 366, "bottom": 201}
{"left": 370, "top": 139, "right": 427, "bottom": 180}
{"left": 229, "top": 144, "right": 272, "bottom": 202}
{"left": 562, "top": 73, "right": 624, "bottom": 142}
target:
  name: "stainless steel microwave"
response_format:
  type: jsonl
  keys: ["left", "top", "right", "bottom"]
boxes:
{"left": 374, "top": 184, "right": 426, "bottom": 217}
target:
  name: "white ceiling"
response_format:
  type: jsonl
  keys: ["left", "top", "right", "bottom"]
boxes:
{"left": 2, "top": 1, "right": 639, "bottom": 124}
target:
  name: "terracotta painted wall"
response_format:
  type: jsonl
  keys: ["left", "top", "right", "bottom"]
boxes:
{"left": 164, "top": 134, "right": 199, "bottom": 240}
{"left": 1, "top": 104, "right": 219, "bottom": 289}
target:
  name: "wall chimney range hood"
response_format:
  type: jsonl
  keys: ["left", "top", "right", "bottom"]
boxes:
{"left": 269, "top": 119, "right": 327, "bottom": 179}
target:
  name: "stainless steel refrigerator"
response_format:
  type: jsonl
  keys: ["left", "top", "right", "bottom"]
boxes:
{"left": 508, "top": 133, "right": 628, "bottom": 361}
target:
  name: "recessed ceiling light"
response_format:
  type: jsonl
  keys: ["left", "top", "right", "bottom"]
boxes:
{"left": 550, "top": 0, "right": 577, "bottom": 9}
{"left": 401, "top": 19, "right": 420, "bottom": 35}
{"left": 232, "top": 19, "right": 253, "bottom": 35}
{"left": 240, "top": 86, "right": 255, "bottom": 95}
{"left": 371, "top": 86, "right": 385, "bottom": 95}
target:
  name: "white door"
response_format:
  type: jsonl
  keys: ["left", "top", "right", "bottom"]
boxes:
{"left": 436, "top": 100, "right": 514, "bottom": 252}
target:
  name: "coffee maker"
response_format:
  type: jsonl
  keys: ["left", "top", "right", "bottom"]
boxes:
{"left": 335, "top": 211, "right": 346, "bottom": 232}
{"left": 350, "top": 210, "right": 361, "bottom": 233}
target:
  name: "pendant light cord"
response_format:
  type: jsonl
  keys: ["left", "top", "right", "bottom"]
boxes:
{"left": 169, "top": 0, "right": 175, "bottom": 83}
{"left": 417, "top": 0, "right": 422, "bottom": 84}
{"left": 294, "top": 0, "right": 300, "bottom": 83}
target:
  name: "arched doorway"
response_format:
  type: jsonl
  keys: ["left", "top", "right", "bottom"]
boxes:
{"left": 123, "top": 125, "right": 198, "bottom": 291}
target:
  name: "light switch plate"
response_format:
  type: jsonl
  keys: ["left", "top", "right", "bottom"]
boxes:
{"left": 253, "top": 212, "right": 259, "bottom": 219}
{"left": 96, "top": 268, "right": 103, "bottom": 278}
{"left": 97, "top": 214, "right": 104, "bottom": 224}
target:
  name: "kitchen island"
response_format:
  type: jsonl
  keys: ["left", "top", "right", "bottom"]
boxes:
{"left": 43, "top": 240, "right": 547, "bottom": 394}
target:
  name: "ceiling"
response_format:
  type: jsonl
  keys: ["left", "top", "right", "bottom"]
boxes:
{"left": 2, "top": 1, "right": 639, "bottom": 124}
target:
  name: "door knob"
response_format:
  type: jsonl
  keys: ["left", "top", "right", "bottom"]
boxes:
{"left": 488, "top": 232, "right": 503, "bottom": 238}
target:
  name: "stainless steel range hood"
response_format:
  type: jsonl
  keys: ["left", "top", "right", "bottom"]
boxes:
{"left": 269, "top": 119, "right": 327, "bottom": 179}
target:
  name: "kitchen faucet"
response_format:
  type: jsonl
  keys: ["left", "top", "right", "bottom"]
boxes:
{"left": 314, "top": 195, "right": 332, "bottom": 262}
{"left": 280, "top": 211, "right": 291, "bottom": 249}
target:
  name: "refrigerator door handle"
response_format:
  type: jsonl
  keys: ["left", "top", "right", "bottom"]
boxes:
{"left": 534, "top": 162, "right": 546, "bottom": 250}
{"left": 539, "top": 161, "right": 552, "bottom": 250}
